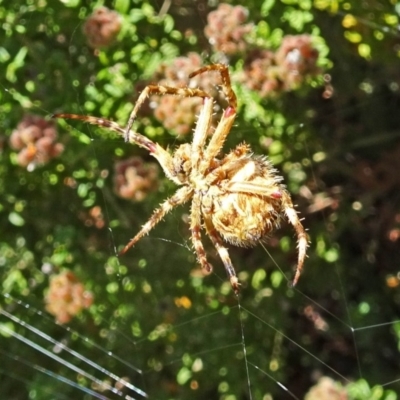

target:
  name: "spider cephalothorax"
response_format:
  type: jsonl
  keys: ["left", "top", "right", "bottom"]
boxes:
{"left": 54, "top": 64, "right": 308, "bottom": 293}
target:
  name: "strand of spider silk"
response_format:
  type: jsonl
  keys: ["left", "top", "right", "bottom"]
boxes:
{"left": 246, "top": 361, "right": 301, "bottom": 400}
{"left": 258, "top": 244, "right": 354, "bottom": 385}
{"left": 0, "top": 348, "right": 109, "bottom": 400}
{"left": 2, "top": 293, "right": 143, "bottom": 373}
{"left": 302, "top": 137, "right": 363, "bottom": 380}
{"left": 0, "top": 322, "right": 132, "bottom": 398}
{"left": 238, "top": 303, "right": 253, "bottom": 400}
{"left": 0, "top": 308, "right": 148, "bottom": 398}
{"left": 146, "top": 343, "right": 242, "bottom": 373}
{"left": 242, "top": 306, "right": 349, "bottom": 383}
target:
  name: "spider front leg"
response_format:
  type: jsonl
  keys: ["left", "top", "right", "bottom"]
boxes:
{"left": 189, "top": 64, "right": 237, "bottom": 109}
{"left": 52, "top": 114, "right": 158, "bottom": 154}
{"left": 191, "top": 97, "right": 214, "bottom": 172}
{"left": 119, "top": 186, "right": 193, "bottom": 255}
{"left": 53, "top": 113, "right": 186, "bottom": 186}
{"left": 125, "top": 85, "right": 210, "bottom": 141}
{"left": 189, "top": 65, "right": 238, "bottom": 174}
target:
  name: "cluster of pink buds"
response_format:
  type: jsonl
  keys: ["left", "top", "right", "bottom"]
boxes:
{"left": 10, "top": 115, "right": 64, "bottom": 170}
{"left": 83, "top": 6, "right": 122, "bottom": 48}
{"left": 149, "top": 53, "right": 221, "bottom": 135}
{"left": 45, "top": 271, "right": 94, "bottom": 324}
{"left": 113, "top": 157, "right": 159, "bottom": 201}
{"left": 240, "top": 35, "right": 320, "bottom": 96}
{"left": 204, "top": 4, "right": 252, "bottom": 55}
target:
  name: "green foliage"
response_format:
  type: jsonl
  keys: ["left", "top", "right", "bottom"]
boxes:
{"left": 347, "top": 379, "right": 398, "bottom": 400}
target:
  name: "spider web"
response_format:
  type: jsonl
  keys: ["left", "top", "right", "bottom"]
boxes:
{"left": 1, "top": 2, "right": 400, "bottom": 399}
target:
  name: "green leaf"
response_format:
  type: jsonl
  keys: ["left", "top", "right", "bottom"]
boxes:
{"left": 177, "top": 367, "right": 192, "bottom": 385}
{"left": 261, "top": 0, "right": 275, "bottom": 16}
{"left": 6, "top": 47, "right": 27, "bottom": 82}
{"left": 8, "top": 212, "right": 25, "bottom": 227}
{"left": 115, "top": 0, "right": 130, "bottom": 14}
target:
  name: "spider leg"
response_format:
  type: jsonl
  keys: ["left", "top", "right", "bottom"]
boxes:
{"left": 190, "top": 193, "right": 213, "bottom": 273}
{"left": 53, "top": 114, "right": 157, "bottom": 153}
{"left": 203, "top": 215, "right": 240, "bottom": 294}
{"left": 189, "top": 64, "right": 237, "bottom": 109}
{"left": 191, "top": 97, "right": 213, "bottom": 171}
{"left": 281, "top": 192, "right": 308, "bottom": 286}
{"left": 53, "top": 114, "right": 183, "bottom": 186}
{"left": 189, "top": 65, "right": 238, "bottom": 174}
{"left": 225, "top": 182, "right": 283, "bottom": 199}
{"left": 224, "top": 180, "right": 307, "bottom": 284}
{"left": 125, "top": 85, "right": 210, "bottom": 141}
{"left": 199, "top": 105, "right": 237, "bottom": 175}
{"left": 119, "top": 186, "right": 193, "bottom": 255}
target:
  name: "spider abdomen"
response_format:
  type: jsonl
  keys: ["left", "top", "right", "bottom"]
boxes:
{"left": 210, "top": 190, "right": 284, "bottom": 247}
{"left": 205, "top": 153, "right": 288, "bottom": 248}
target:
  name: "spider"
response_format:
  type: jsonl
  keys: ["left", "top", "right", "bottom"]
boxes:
{"left": 54, "top": 64, "right": 308, "bottom": 293}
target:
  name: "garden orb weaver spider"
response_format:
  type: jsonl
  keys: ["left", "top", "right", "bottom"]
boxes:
{"left": 54, "top": 64, "right": 308, "bottom": 293}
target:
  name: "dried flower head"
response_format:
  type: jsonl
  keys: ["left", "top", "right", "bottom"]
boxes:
{"left": 275, "top": 34, "right": 320, "bottom": 90}
{"left": 239, "top": 35, "right": 321, "bottom": 97}
{"left": 149, "top": 53, "right": 221, "bottom": 135}
{"left": 10, "top": 114, "right": 63, "bottom": 170}
{"left": 204, "top": 4, "right": 252, "bottom": 55}
{"left": 45, "top": 271, "right": 94, "bottom": 324}
{"left": 83, "top": 7, "right": 122, "bottom": 48}
{"left": 114, "top": 157, "right": 159, "bottom": 201}
{"left": 240, "top": 50, "right": 281, "bottom": 97}
{"left": 305, "top": 377, "right": 348, "bottom": 400}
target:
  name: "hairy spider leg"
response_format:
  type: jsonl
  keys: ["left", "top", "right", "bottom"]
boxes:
{"left": 225, "top": 182, "right": 283, "bottom": 199}
{"left": 52, "top": 114, "right": 183, "bottom": 186}
{"left": 191, "top": 96, "right": 213, "bottom": 171}
{"left": 124, "top": 85, "right": 210, "bottom": 142}
{"left": 189, "top": 65, "right": 238, "bottom": 174}
{"left": 53, "top": 114, "right": 156, "bottom": 153}
{"left": 189, "top": 64, "right": 237, "bottom": 109}
{"left": 120, "top": 186, "right": 193, "bottom": 255}
{"left": 190, "top": 192, "right": 213, "bottom": 273}
{"left": 281, "top": 191, "right": 308, "bottom": 286}
{"left": 203, "top": 215, "right": 240, "bottom": 294}
{"left": 200, "top": 107, "right": 237, "bottom": 175}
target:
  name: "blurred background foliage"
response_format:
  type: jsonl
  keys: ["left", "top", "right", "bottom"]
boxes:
{"left": 1, "top": 0, "right": 400, "bottom": 399}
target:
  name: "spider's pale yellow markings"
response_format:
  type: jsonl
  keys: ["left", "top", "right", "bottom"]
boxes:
{"left": 54, "top": 63, "right": 308, "bottom": 294}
